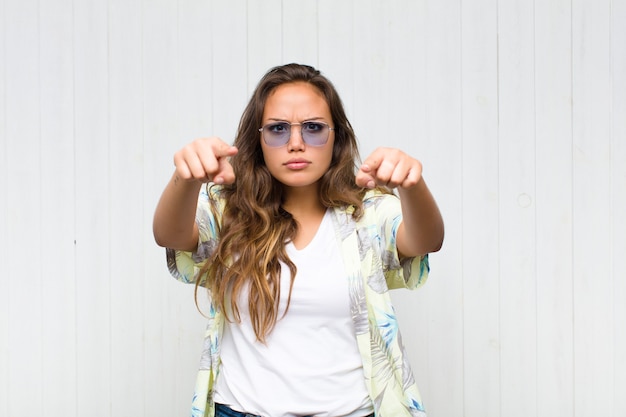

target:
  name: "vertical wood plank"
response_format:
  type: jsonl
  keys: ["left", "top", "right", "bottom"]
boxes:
{"left": 572, "top": 0, "right": 613, "bottom": 415}
{"left": 210, "top": 0, "right": 248, "bottom": 140}
{"left": 39, "top": 0, "right": 77, "bottom": 414}
{"left": 611, "top": 1, "right": 626, "bottom": 414}
{"left": 73, "top": 1, "right": 111, "bottom": 415}
{"left": 379, "top": 0, "right": 431, "bottom": 408}
{"left": 0, "top": 0, "right": 11, "bottom": 410}
{"left": 412, "top": 0, "right": 465, "bottom": 415}
{"left": 351, "top": 0, "right": 386, "bottom": 157}
{"left": 178, "top": 0, "right": 213, "bottom": 141}
{"left": 0, "top": 0, "right": 9, "bottom": 413}
{"left": 497, "top": 1, "right": 537, "bottom": 416}
{"left": 534, "top": 1, "right": 574, "bottom": 416}
{"left": 317, "top": 0, "right": 354, "bottom": 117}
{"left": 460, "top": 1, "right": 500, "bottom": 416}
{"left": 381, "top": 0, "right": 425, "bottom": 152}
{"left": 282, "top": 0, "right": 318, "bottom": 65}
{"left": 246, "top": 0, "right": 282, "bottom": 91}
{"left": 176, "top": 1, "right": 220, "bottom": 413}
{"left": 108, "top": 0, "right": 145, "bottom": 415}
{"left": 4, "top": 0, "right": 43, "bottom": 415}
{"left": 142, "top": 1, "right": 179, "bottom": 415}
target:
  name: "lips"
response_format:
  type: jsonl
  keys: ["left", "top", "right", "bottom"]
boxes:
{"left": 284, "top": 158, "right": 311, "bottom": 170}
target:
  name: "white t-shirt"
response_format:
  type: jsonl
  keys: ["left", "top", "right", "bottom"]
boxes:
{"left": 214, "top": 210, "right": 374, "bottom": 417}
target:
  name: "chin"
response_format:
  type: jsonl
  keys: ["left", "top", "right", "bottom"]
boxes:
{"left": 277, "top": 177, "right": 322, "bottom": 190}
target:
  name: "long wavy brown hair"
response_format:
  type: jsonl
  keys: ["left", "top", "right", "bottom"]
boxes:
{"left": 198, "top": 63, "right": 366, "bottom": 342}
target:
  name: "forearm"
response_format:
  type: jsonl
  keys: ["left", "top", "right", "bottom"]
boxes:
{"left": 153, "top": 172, "right": 203, "bottom": 251}
{"left": 396, "top": 177, "right": 444, "bottom": 257}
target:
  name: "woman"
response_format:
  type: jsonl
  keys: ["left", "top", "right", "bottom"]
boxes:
{"left": 153, "top": 63, "right": 444, "bottom": 417}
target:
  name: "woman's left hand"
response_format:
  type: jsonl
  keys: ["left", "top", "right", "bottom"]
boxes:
{"left": 356, "top": 147, "right": 423, "bottom": 189}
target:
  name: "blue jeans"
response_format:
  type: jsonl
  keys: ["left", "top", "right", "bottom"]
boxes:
{"left": 215, "top": 403, "right": 261, "bottom": 417}
{"left": 214, "top": 403, "right": 375, "bottom": 417}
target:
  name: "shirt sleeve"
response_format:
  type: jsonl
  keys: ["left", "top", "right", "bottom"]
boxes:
{"left": 165, "top": 185, "right": 223, "bottom": 285}
{"left": 367, "top": 191, "right": 430, "bottom": 290}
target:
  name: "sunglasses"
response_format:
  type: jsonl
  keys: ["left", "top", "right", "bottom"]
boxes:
{"left": 259, "top": 121, "right": 334, "bottom": 147}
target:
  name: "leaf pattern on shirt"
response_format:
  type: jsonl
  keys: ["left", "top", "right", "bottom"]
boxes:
{"left": 357, "top": 226, "right": 373, "bottom": 261}
{"left": 193, "top": 239, "right": 218, "bottom": 263}
{"left": 367, "top": 268, "right": 389, "bottom": 294}
{"left": 371, "top": 308, "right": 402, "bottom": 385}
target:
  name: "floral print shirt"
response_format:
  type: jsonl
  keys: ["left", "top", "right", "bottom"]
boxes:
{"left": 166, "top": 186, "right": 430, "bottom": 417}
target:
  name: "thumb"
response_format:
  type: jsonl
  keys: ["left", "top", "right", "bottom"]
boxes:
{"left": 356, "top": 167, "right": 376, "bottom": 189}
{"left": 213, "top": 146, "right": 238, "bottom": 184}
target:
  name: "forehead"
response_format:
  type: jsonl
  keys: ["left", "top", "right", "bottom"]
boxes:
{"left": 263, "top": 82, "right": 329, "bottom": 115}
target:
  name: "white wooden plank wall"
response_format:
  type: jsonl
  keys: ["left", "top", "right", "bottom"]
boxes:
{"left": 534, "top": 1, "right": 574, "bottom": 416}
{"left": 1, "top": 1, "right": 624, "bottom": 416}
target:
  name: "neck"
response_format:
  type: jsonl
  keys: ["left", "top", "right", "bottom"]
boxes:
{"left": 282, "top": 185, "right": 326, "bottom": 219}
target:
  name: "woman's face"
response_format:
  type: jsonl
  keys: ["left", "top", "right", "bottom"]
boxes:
{"left": 260, "top": 82, "right": 335, "bottom": 191}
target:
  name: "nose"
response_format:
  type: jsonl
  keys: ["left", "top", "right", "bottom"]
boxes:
{"left": 287, "top": 125, "right": 305, "bottom": 150}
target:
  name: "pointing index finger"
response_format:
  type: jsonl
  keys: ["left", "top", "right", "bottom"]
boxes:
{"left": 213, "top": 141, "right": 238, "bottom": 158}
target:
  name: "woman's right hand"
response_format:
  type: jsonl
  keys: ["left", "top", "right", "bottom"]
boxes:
{"left": 153, "top": 137, "right": 237, "bottom": 250}
{"left": 173, "top": 137, "right": 238, "bottom": 184}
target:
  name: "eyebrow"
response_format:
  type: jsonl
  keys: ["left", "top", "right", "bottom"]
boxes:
{"left": 266, "top": 117, "right": 326, "bottom": 123}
